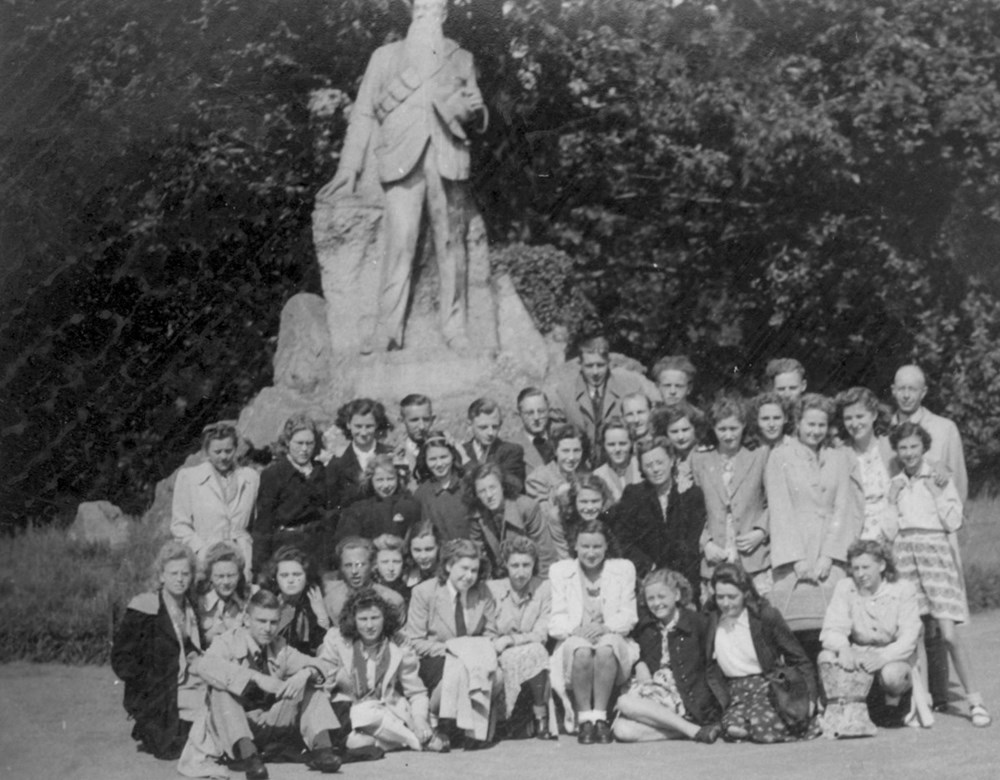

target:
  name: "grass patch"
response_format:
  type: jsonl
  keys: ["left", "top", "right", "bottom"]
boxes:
{"left": 961, "top": 493, "right": 1000, "bottom": 613}
{"left": 0, "top": 518, "right": 167, "bottom": 665}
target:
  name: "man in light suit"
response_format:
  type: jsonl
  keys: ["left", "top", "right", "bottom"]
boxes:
{"left": 549, "top": 336, "right": 648, "bottom": 461}
{"left": 320, "top": 0, "right": 486, "bottom": 353}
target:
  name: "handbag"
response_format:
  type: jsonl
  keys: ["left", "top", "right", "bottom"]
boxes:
{"left": 765, "top": 663, "right": 813, "bottom": 734}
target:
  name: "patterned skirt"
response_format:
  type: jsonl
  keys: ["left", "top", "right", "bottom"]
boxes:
{"left": 628, "top": 668, "right": 686, "bottom": 716}
{"left": 894, "top": 531, "right": 968, "bottom": 623}
{"left": 497, "top": 642, "right": 550, "bottom": 718}
{"left": 722, "top": 675, "right": 821, "bottom": 744}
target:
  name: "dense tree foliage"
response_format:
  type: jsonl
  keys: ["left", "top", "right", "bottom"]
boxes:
{"left": 3, "top": 0, "right": 1000, "bottom": 526}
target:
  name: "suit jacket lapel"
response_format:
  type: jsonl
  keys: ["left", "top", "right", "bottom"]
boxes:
{"left": 727, "top": 448, "right": 753, "bottom": 498}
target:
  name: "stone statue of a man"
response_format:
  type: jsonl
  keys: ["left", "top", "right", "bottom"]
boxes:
{"left": 319, "top": 0, "right": 487, "bottom": 354}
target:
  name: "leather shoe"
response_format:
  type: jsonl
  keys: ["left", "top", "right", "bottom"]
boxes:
{"left": 577, "top": 721, "right": 596, "bottom": 744}
{"left": 305, "top": 747, "right": 341, "bottom": 774}
{"left": 594, "top": 720, "right": 613, "bottom": 744}
{"left": 535, "top": 717, "right": 555, "bottom": 740}
{"left": 694, "top": 723, "right": 722, "bottom": 744}
{"left": 241, "top": 753, "right": 269, "bottom": 780}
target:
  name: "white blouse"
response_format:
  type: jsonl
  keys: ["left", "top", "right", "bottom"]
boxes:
{"left": 713, "top": 610, "right": 763, "bottom": 678}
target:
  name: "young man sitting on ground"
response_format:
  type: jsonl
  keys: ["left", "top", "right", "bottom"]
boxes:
{"left": 179, "top": 590, "right": 342, "bottom": 779}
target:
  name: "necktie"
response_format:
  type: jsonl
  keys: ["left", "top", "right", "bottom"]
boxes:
{"left": 533, "top": 435, "right": 554, "bottom": 464}
{"left": 454, "top": 594, "right": 468, "bottom": 637}
{"left": 252, "top": 648, "right": 269, "bottom": 675}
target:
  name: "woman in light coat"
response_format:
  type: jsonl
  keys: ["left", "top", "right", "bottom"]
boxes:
{"left": 171, "top": 422, "right": 258, "bottom": 578}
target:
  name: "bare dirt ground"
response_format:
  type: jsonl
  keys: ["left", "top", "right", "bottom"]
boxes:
{"left": 3, "top": 612, "right": 1000, "bottom": 780}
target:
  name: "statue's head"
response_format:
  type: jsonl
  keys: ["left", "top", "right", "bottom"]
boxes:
{"left": 410, "top": 0, "right": 448, "bottom": 24}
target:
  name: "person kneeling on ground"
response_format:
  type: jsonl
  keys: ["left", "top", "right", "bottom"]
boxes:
{"left": 319, "top": 588, "right": 432, "bottom": 758}
{"left": 819, "top": 539, "right": 931, "bottom": 735}
{"left": 178, "top": 590, "right": 342, "bottom": 780}
{"left": 613, "top": 568, "right": 722, "bottom": 744}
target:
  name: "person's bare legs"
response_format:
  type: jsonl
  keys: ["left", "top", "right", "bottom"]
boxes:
{"left": 612, "top": 692, "right": 698, "bottom": 740}
{"left": 592, "top": 646, "right": 618, "bottom": 713}
{"left": 570, "top": 648, "right": 595, "bottom": 712}
{"left": 938, "top": 618, "right": 987, "bottom": 718}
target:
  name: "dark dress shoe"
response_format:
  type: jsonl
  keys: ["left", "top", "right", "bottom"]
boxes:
{"left": 694, "top": 723, "right": 722, "bottom": 744}
{"left": 242, "top": 753, "right": 269, "bottom": 780}
{"left": 594, "top": 720, "right": 613, "bottom": 744}
{"left": 305, "top": 747, "right": 341, "bottom": 774}
{"left": 577, "top": 721, "right": 596, "bottom": 744}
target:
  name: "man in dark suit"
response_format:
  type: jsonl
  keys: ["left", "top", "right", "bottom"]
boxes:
{"left": 511, "top": 386, "right": 556, "bottom": 473}
{"left": 460, "top": 397, "right": 526, "bottom": 493}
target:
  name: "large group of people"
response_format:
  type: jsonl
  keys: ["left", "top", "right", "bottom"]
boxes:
{"left": 113, "top": 339, "right": 991, "bottom": 778}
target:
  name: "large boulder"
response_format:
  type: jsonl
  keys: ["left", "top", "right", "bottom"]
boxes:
{"left": 273, "top": 293, "right": 331, "bottom": 394}
{"left": 68, "top": 500, "right": 130, "bottom": 548}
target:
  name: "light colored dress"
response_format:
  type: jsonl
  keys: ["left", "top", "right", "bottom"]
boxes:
{"left": 850, "top": 440, "right": 894, "bottom": 541}
{"left": 548, "top": 558, "right": 638, "bottom": 732}
{"left": 488, "top": 577, "right": 552, "bottom": 717}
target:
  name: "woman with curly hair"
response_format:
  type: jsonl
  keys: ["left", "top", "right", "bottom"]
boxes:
{"left": 766, "top": 393, "right": 861, "bottom": 662}
{"left": 111, "top": 541, "right": 205, "bottom": 760}
{"left": 550, "top": 473, "right": 614, "bottom": 561}
{"left": 198, "top": 541, "right": 251, "bottom": 645}
{"left": 613, "top": 568, "right": 722, "bottom": 743}
{"left": 254, "top": 413, "right": 331, "bottom": 570}
{"left": 818, "top": 539, "right": 931, "bottom": 735}
{"left": 327, "top": 398, "right": 393, "bottom": 514}
{"left": 548, "top": 520, "right": 638, "bottom": 743}
{"left": 319, "top": 588, "right": 432, "bottom": 756}
{"left": 592, "top": 417, "right": 642, "bottom": 504}
{"left": 258, "top": 545, "right": 330, "bottom": 655}
{"left": 412, "top": 432, "right": 469, "bottom": 542}
{"left": 835, "top": 387, "right": 895, "bottom": 542}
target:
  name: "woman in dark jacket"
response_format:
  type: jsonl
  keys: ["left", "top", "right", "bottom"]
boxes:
{"left": 613, "top": 437, "right": 706, "bottom": 601}
{"left": 111, "top": 541, "right": 205, "bottom": 759}
{"left": 613, "top": 568, "right": 721, "bottom": 743}
{"left": 254, "top": 413, "right": 332, "bottom": 571}
{"left": 336, "top": 453, "right": 421, "bottom": 543}
{"left": 705, "top": 562, "right": 820, "bottom": 743}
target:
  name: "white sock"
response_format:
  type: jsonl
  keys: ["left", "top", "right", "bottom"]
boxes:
{"left": 578, "top": 710, "right": 596, "bottom": 723}
{"left": 593, "top": 710, "right": 607, "bottom": 723}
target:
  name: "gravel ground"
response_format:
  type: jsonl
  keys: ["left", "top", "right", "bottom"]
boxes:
{"left": 3, "top": 612, "right": 999, "bottom": 780}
